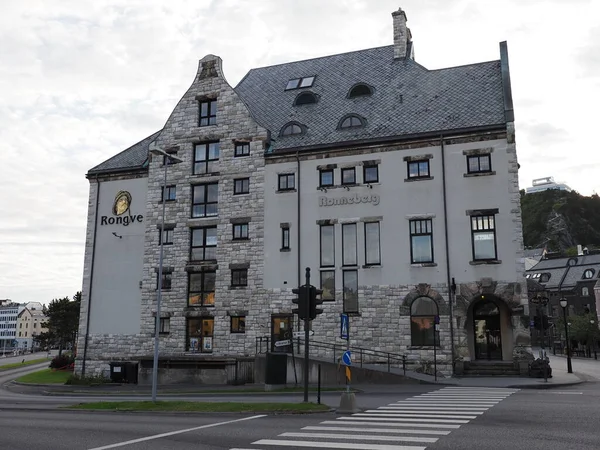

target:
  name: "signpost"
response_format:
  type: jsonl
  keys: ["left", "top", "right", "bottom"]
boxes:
{"left": 293, "top": 331, "right": 314, "bottom": 338}
{"left": 340, "top": 313, "right": 349, "bottom": 340}
{"left": 434, "top": 315, "right": 440, "bottom": 382}
{"left": 275, "top": 339, "right": 291, "bottom": 348}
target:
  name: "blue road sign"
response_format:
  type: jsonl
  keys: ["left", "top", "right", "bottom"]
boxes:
{"left": 530, "top": 320, "right": 535, "bottom": 328}
{"left": 340, "top": 313, "right": 349, "bottom": 340}
{"left": 342, "top": 350, "right": 352, "bottom": 366}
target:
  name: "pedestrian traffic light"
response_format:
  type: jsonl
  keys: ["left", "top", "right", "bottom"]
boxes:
{"left": 292, "top": 285, "right": 309, "bottom": 320}
{"left": 309, "top": 286, "right": 324, "bottom": 320}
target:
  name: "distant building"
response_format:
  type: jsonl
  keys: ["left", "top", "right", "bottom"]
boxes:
{"left": 0, "top": 301, "right": 25, "bottom": 355}
{"left": 525, "top": 177, "right": 571, "bottom": 194}
{"left": 16, "top": 307, "right": 47, "bottom": 352}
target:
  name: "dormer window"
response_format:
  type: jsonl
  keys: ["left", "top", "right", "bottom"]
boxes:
{"left": 285, "top": 76, "right": 315, "bottom": 90}
{"left": 339, "top": 115, "right": 365, "bottom": 129}
{"left": 539, "top": 273, "right": 551, "bottom": 283}
{"left": 583, "top": 269, "right": 595, "bottom": 279}
{"left": 281, "top": 123, "right": 304, "bottom": 136}
{"left": 294, "top": 92, "right": 318, "bottom": 106}
{"left": 348, "top": 83, "right": 373, "bottom": 98}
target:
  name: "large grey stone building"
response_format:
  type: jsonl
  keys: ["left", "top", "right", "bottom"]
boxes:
{"left": 76, "top": 7, "right": 532, "bottom": 381}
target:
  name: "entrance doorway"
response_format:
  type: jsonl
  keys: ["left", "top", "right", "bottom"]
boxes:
{"left": 473, "top": 300, "right": 502, "bottom": 360}
{"left": 271, "top": 315, "right": 293, "bottom": 353}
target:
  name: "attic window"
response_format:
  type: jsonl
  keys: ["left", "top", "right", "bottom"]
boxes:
{"left": 583, "top": 269, "right": 595, "bottom": 279}
{"left": 286, "top": 76, "right": 315, "bottom": 90}
{"left": 339, "top": 115, "right": 365, "bottom": 129}
{"left": 281, "top": 123, "right": 303, "bottom": 136}
{"left": 348, "top": 83, "right": 373, "bottom": 98}
{"left": 294, "top": 92, "right": 318, "bottom": 106}
{"left": 539, "top": 273, "right": 551, "bottom": 283}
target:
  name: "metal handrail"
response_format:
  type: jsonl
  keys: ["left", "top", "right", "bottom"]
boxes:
{"left": 255, "top": 336, "right": 407, "bottom": 375}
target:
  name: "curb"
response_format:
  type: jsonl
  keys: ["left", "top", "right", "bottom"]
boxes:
{"left": 507, "top": 380, "right": 586, "bottom": 389}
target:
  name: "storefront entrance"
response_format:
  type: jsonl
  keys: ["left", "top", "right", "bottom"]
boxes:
{"left": 271, "top": 315, "right": 293, "bottom": 353}
{"left": 473, "top": 300, "right": 502, "bottom": 360}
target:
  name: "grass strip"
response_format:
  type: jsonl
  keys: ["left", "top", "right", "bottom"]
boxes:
{"left": 0, "top": 358, "right": 49, "bottom": 370}
{"left": 15, "top": 368, "right": 72, "bottom": 384}
{"left": 64, "top": 401, "right": 330, "bottom": 413}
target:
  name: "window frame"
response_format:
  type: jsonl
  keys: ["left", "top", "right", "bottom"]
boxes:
{"left": 232, "top": 223, "right": 249, "bottom": 240}
{"left": 281, "top": 226, "right": 290, "bottom": 250}
{"left": 319, "top": 224, "right": 335, "bottom": 268}
{"left": 471, "top": 214, "right": 498, "bottom": 261}
{"left": 363, "top": 165, "right": 379, "bottom": 184}
{"left": 319, "top": 169, "right": 334, "bottom": 188}
{"left": 341, "top": 167, "right": 356, "bottom": 185}
{"left": 193, "top": 142, "right": 220, "bottom": 175}
{"left": 320, "top": 270, "right": 335, "bottom": 301}
{"left": 156, "top": 272, "right": 172, "bottom": 291}
{"left": 159, "top": 317, "right": 170, "bottom": 334}
{"left": 467, "top": 154, "right": 492, "bottom": 174}
{"left": 281, "top": 123, "right": 303, "bottom": 136}
{"left": 160, "top": 228, "right": 174, "bottom": 245}
{"left": 230, "top": 316, "right": 246, "bottom": 334}
{"left": 285, "top": 76, "right": 315, "bottom": 90}
{"left": 407, "top": 160, "right": 430, "bottom": 179}
{"left": 161, "top": 185, "right": 176, "bottom": 202}
{"left": 231, "top": 268, "right": 248, "bottom": 287}
{"left": 278, "top": 173, "right": 296, "bottom": 191}
{"left": 198, "top": 99, "right": 217, "bottom": 127}
{"left": 348, "top": 84, "right": 373, "bottom": 98}
{"left": 339, "top": 115, "right": 363, "bottom": 129}
{"left": 342, "top": 223, "right": 358, "bottom": 267}
{"left": 409, "top": 219, "right": 434, "bottom": 264}
{"left": 342, "top": 270, "right": 359, "bottom": 313}
{"left": 234, "top": 142, "right": 250, "bottom": 157}
{"left": 190, "top": 226, "right": 217, "bottom": 261}
{"left": 364, "top": 221, "right": 381, "bottom": 265}
{"left": 233, "top": 178, "right": 250, "bottom": 195}
{"left": 186, "top": 317, "right": 214, "bottom": 353}
{"left": 191, "top": 183, "right": 218, "bottom": 218}
{"left": 410, "top": 296, "right": 439, "bottom": 347}
{"left": 583, "top": 269, "right": 595, "bottom": 279}
{"left": 188, "top": 271, "right": 216, "bottom": 307}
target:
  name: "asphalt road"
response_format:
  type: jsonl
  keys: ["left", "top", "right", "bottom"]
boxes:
{"left": 1, "top": 378, "right": 599, "bottom": 450}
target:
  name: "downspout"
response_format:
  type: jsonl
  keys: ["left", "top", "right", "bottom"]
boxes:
{"left": 296, "top": 150, "right": 302, "bottom": 347}
{"left": 440, "top": 134, "right": 457, "bottom": 371}
{"left": 81, "top": 175, "right": 100, "bottom": 377}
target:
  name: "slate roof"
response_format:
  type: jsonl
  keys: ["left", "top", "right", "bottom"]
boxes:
{"left": 87, "top": 131, "right": 161, "bottom": 176}
{"left": 235, "top": 45, "right": 506, "bottom": 152}
{"left": 527, "top": 254, "right": 600, "bottom": 290}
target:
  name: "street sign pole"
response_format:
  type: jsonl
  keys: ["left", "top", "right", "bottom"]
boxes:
{"left": 346, "top": 316, "right": 350, "bottom": 393}
{"left": 303, "top": 267, "right": 310, "bottom": 403}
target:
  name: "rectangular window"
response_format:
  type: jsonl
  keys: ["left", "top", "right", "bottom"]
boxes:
{"left": 160, "top": 228, "right": 174, "bottom": 245}
{"left": 188, "top": 272, "right": 216, "bottom": 306}
{"left": 364, "top": 222, "right": 381, "bottom": 265}
{"left": 234, "top": 142, "right": 250, "bottom": 157}
{"left": 278, "top": 173, "right": 295, "bottom": 191}
{"left": 230, "top": 316, "right": 246, "bottom": 333}
{"left": 231, "top": 269, "right": 248, "bottom": 287}
{"left": 363, "top": 165, "right": 379, "bottom": 184}
{"left": 341, "top": 167, "right": 356, "bottom": 185}
{"left": 285, "top": 76, "right": 315, "bottom": 90}
{"left": 320, "top": 270, "right": 335, "bottom": 301}
{"left": 281, "top": 226, "right": 290, "bottom": 250}
{"left": 187, "top": 317, "right": 214, "bottom": 353}
{"left": 320, "top": 225, "right": 335, "bottom": 267}
{"left": 471, "top": 215, "right": 497, "bottom": 260}
{"left": 342, "top": 223, "right": 357, "bottom": 266}
{"left": 233, "top": 223, "right": 249, "bottom": 240}
{"left": 467, "top": 154, "right": 492, "bottom": 173}
{"left": 234, "top": 178, "right": 250, "bottom": 195}
{"left": 319, "top": 169, "right": 334, "bottom": 187}
{"left": 192, "top": 183, "right": 218, "bottom": 217}
{"left": 156, "top": 272, "right": 172, "bottom": 290}
{"left": 163, "top": 151, "right": 178, "bottom": 165}
{"left": 407, "top": 160, "right": 430, "bottom": 178}
{"left": 193, "top": 142, "right": 220, "bottom": 175}
{"left": 343, "top": 270, "right": 359, "bottom": 313}
{"left": 199, "top": 100, "right": 217, "bottom": 126}
{"left": 410, "top": 219, "right": 433, "bottom": 263}
{"left": 159, "top": 318, "right": 170, "bottom": 334}
{"left": 190, "top": 227, "right": 217, "bottom": 261}
{"left": 161, "top": 185, "right": 176, "bottom": 201}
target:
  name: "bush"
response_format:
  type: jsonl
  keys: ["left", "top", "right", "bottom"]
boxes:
{"left": 49, "top": 354, "right": 75, "bottom": 370}
{"left": 65, "top": 374, "right": 110, "bottom": 385}
{"left": 529, "top": 358, "right": 553, "bottom": 378}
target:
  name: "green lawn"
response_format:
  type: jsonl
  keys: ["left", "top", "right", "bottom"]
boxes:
{"left": 15, "top": 368, "right": 72, "bottom": 384}
{"left": 65, "top": 401, "right": 330, "bottom": 412}
{"left": 0, "top": 358, "right": 49, "bottom": 370}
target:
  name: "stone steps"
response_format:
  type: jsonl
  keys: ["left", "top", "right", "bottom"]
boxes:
{"left": 462, "top": 361, "right": 520, "bottom": 377}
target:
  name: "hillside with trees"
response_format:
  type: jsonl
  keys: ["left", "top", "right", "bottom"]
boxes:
{"left": 521, "top": 189, "right": 600, "bottom": 252}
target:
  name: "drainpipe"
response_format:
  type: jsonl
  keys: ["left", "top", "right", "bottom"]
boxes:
{"left": 440, "top": 134, "right": 456, "bottom": 372}
{"left": 296, "top": 150, "right": 302, "bottom": 348}
{"left": 81, "top": 175, "right": 100, "bottom": 377}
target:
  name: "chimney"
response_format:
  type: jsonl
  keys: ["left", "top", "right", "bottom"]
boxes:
{"left": 577, "top": 244, "right": 583, "bottom": 256}
{"left": 392, "top": 7, "right": 413, "bottom": 59}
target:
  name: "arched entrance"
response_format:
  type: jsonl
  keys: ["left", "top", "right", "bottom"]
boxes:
{"left": 473, "top": 299, "right": 502, "bottom": 360}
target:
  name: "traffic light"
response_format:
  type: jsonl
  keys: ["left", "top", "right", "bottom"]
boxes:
{"left": 309, "top": 286, "right": 324, "bottom": 320}
{"left": 292, "top": 285, "right": 309, "bottom": 320}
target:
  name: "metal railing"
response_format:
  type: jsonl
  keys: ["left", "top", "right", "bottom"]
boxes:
{"left": 255, "top": 336, "right": 407, "bottom": 375}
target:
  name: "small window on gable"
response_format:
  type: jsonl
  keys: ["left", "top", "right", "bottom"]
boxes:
{"left": 281, "top": 123, "right": 303, "bottom": 136}
{"left": 339, "top": 115, "right": 364, "bottom": 129}
{"left": 583, "top": 269, "right": 595, "bottom": 279}
{"left": 294, "top": 92, "right": 318, "bottom": 106}
{"left": 348, "top": 83, "right": 373, "bottom": 98}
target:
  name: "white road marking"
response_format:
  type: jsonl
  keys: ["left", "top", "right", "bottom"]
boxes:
{"left": 381, "top": 406, "right": 488, "bottom": 411}
{"left": 302, "top": 426, "right": 451, "bottom": 435}
{"left": 350, "top": 415, "right": 470, "bottom": 423}
{"left": 279, "top": 432, "right": 438, "bottom": 443}
{"left": 332, "top": 419, "right": 462, "bottom": 429}
{"left": 393, "top": 402, "right": 497, "bottom": 406}
{"left": 87, "top": 415, "right": 266, "bottom": 450}
{"left": 252, "top": 440, "right": 426, "bottom": 450}
{"left": 362, "top": 411, "right": 478, "bottom": 419}
{"left": 377, "top": 408, "right": 485, "bottom": 415}
{"left": 544, "top": 391, "right": 583, "bottom": 395}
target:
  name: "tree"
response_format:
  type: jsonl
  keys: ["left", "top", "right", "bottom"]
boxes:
{"left": 556, "top": 312, "right": 600, "bottom": 350}
{"left": 38, "top": 292, "right": 81, "bottom": 356}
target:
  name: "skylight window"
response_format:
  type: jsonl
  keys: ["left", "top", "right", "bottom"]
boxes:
{"left": 286, "top": 76, "right": 315, "bottom": 90}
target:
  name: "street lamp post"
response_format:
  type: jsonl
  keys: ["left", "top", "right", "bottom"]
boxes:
{"left": 559, "top": 298, "right": 573, "bottom": 373}
{"left": 590, "top": 320, "right": 597, "bottom": 360}
{"left": 150, "top": 148, "right": 182, "bottom": 402}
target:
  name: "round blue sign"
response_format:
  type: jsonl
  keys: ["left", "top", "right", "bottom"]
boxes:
{"left": 342, "top": 350, "right": 352, "bottom": 366}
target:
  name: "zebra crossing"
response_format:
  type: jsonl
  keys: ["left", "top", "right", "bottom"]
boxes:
{"left": 230, "top": 386, "right": 518, "bottom": 450}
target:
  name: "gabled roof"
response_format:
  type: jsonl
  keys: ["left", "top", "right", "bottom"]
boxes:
{"left": 87, "top": 131, "right": 161, "bottom": 176}
{"left": 235, "top": 45, "right": 506, "bottom": 153}
{"left": 527, "top": 254, "right": 600, "bottom": 290}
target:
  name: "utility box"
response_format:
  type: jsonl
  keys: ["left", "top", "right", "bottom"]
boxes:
{"left": 123, "top": 362, "right": 139, "bottom": 384}
{"left": 109, "top": 362, "right": 126, "bottom": 383}
{"left": 264, "top": 352, "right": 287, "bottom": 388}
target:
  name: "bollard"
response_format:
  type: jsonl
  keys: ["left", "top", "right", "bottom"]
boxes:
{"left": 317, "top": 364, "right": 321, "bottom": 405}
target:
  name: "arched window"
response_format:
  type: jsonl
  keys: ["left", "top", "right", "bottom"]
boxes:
{"left": 339, "top": 115, "right": 365, "bottom": 129}
{"left": 348, "top": 83, "right": 373, "bottom": 98}
{"left": 583, "top": 269, "right": 595, "bottom": 279}
{"left": 280, "top": 123, "right": 304, "bottom": 136}
{"left": 582, "top": 287, "right": 589, "bottom": 297}
{"left": 294, "top": 92, "right": 318, "bottom": 106}
{"left": 410, "top": 296, "right": 439, "bottom": 346}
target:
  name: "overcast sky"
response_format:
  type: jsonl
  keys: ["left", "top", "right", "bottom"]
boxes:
{"left": 1, "top": 0, "right": 598, "bottom": 304}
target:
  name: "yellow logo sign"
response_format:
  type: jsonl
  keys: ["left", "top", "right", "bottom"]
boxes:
{"left": 112, "top": 191, "right": 132, "bottom": 216}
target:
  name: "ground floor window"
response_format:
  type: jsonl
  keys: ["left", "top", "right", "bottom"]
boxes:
{"left": 187, "top": 317, "right": 214, "bottom": 353}
{"left": 410, "top": 296, "right": 439, "bottom": 346}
